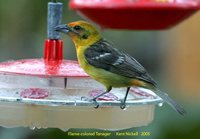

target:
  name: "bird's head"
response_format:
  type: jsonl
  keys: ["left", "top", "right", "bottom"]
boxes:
{"left": 55, "top": 21, "right": 102, "bottom": 47}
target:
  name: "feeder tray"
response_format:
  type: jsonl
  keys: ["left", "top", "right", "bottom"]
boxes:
{"left": 69, "top": 0, "right": 200, "bottom": 30}
{"left": 0, "top": 67, "right": 162, "bottom": 130}
{"left": 0, "top": 59, "right": 163, "bottom": 130}
{"left": 0, "top": 1, "right": 163, "bottom": 130}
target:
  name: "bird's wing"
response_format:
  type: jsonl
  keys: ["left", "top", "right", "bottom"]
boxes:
{"left": 84, "top": 39, "right": 157, "bottom": 86}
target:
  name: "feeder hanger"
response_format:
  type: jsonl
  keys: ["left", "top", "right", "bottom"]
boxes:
{"left": 44, "top": 0, "right": 63, "bottom": 61}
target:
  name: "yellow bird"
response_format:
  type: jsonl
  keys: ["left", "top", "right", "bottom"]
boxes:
{"left": 55, "top": 20, "right": 186, "bottom": 115}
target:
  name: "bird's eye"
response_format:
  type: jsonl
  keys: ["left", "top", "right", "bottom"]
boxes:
{"left": 73, "top": 25, "right": 81, "bottom": 31}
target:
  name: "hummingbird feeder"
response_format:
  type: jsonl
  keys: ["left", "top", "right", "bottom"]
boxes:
{"left": 69, "top": 0, "right": 200, "bottom": 30}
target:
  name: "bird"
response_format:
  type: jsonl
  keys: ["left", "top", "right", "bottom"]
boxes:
{"left": 55, "top": 20, "right": 186, "bottom": 115}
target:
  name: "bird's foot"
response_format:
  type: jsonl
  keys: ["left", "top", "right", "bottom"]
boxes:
{"left": 90, "top": 98, "right": 99, "bottom": 108}
{"left": 120, "top": 99, "right": 126, "bottom": 109}
{"left": 81, "top": 96, "right": 99, "bottom": 108}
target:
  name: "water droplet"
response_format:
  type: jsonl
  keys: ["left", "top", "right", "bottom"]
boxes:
{"left": 37, "top": 126, "right": 41, "bottom": 129}
{"left": 158, "top": 103, "right": 163, "bottom": 107}
{"left": 60, "top": 128, "right": 70, "bottom": 132}
{"left": 122, "top": 106, "right": 127, "bottom": 110}
{"left": 74, "top": 101, "right": 77, "bottom": 106}
{"left": 30, "top": 126, "right": 36, "bottom": 130}
{"left": 121, "top": 106, "right": 127, "bottom": 111}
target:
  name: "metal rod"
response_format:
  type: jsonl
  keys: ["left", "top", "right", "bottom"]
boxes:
{"left": 47, "top": 2, "right": 63, "bottom": 39}
{"left": 0, "top": 96, "right": 163, "bottom": 107}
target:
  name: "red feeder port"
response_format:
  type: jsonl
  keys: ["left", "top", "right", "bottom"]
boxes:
{"left": 44, "top": 39, "right": 63, "bottom": 61}
{"left": 69, "top": 0, "right": 200, "bottom": 30}
{"left": 20, "top": 88, "right": 49, "bottom": 99}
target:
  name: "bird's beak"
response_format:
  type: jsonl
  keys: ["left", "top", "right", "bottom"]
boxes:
{"left": 54, "top": 24, "right": 71, "bottom": 34}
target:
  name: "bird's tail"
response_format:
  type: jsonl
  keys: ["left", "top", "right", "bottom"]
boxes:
{"left": 155, "top": 89, "right": 186, "bottom": 115}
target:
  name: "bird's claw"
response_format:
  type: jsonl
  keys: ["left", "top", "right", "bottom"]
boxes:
{"left": 91, "top": 99, "right": 99, "bottom": 109}
{"left": 120, "top": 99, "right": 126, "bottom": 109}
{"left": 81, "top": 96, "right": 99, "bottom": 108}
